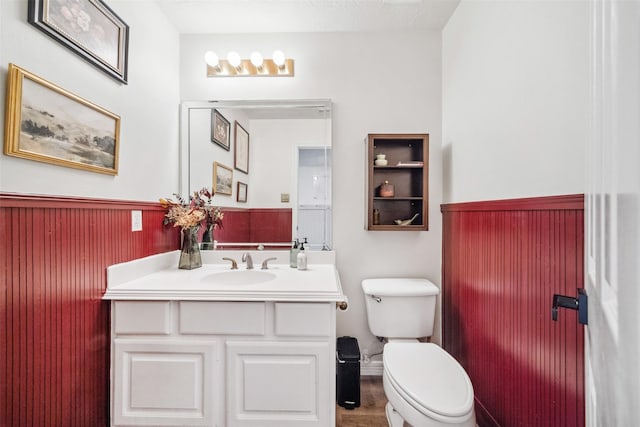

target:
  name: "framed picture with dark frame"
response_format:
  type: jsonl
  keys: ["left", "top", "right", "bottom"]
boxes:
{"left": 28, "top": 0, "right": 129, "bottom": 84}
{"left": 3, "top": 63, "right": 120, "bottom": 175}
{"left": 211, "top": 110, "right": 230, "bottom": 150}
{"left": 213, "top": 162, "right": 233, "bottom": 195}
{"left": 237, "top": 182, "right": 247, "bottom": 203}
{"left": 234, "top": 121, "right": 249, "bottom": 174}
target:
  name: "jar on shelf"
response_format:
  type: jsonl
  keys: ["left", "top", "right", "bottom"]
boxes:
{"left": 379, "top": 180, "right": 395, "bottom": 197}
{"left": 374, "top": 154, "right": 388, "bottom": 166}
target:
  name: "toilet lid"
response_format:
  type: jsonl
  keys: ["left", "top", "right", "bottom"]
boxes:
{"left": 383, "top": 343, "right": 474, "bottom": 418}
{"left": 361, "top": 278, "right": 439, "bottom": 297}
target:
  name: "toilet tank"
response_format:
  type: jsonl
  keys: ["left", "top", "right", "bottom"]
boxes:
{"left": 361, "top": 278, "right": 439, "bottom": 339}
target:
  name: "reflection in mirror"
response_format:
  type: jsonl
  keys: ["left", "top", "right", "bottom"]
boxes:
{"left": 298, "top": 147, "right": 332, "bottom": 250}
{"left": 179, "top": 100, "right": 332, "bottom": 250}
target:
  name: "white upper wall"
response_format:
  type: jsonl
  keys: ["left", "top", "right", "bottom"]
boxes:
{"left": 180, "top": 32, "right": 444, "bottom": 350}
{"left": 0, "top": 0, "right": 180, "bottom": 201}
{"left": 442, "top": 0, "right": 589, "bottom": 203}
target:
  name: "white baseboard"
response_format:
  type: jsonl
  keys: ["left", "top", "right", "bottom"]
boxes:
{"left": 360, "top": 360, "right": 383, "bottom": 376}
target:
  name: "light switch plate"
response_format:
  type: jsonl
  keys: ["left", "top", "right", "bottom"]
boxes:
{"left": 281, "top": 193, "right": 290, "bottom": 203}
{"left": 131, "top": 210, "right": 142, "bottom": 231}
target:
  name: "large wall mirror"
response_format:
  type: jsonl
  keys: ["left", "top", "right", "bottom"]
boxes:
{"left": 179, "top": 100, "right": 332, "bottom": 250}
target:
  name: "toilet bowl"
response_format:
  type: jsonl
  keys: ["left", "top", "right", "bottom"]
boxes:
{"left": 383, "top": 342, "right": 475, "bottom": 427}
{"left": 361, "top": 278, "right": 476, "bottom": 427}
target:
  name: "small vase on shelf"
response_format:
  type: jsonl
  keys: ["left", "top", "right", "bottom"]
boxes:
{"left": 201, "top": 224, "right": 215, "bottom": 250}
{"left": 179, "top": 226, "right": 202, "bottom": 270}
{"left": 374, "top": 154, "right": 388, "bottom": 166}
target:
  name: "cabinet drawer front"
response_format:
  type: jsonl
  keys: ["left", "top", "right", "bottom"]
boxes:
{"left": 114, "top": 301, "right": 171, "bottom": 335}
{"left": 179, "top": 301, "right": 265, "bottom": 335}
{"left": 275, "top": 303, "right": 331, "bottom": 337}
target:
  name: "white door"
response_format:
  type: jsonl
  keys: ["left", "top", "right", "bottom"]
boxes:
{"left": 586, "top": 1, "right": 640, "bottom": 425}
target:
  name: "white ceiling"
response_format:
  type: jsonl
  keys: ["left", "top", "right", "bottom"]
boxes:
{"left": 155, "top": 0, "right": 461, "bottom": 34}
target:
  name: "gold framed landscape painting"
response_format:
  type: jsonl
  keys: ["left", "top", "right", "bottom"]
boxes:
{"left": 3, "top": 63, "right": 120, "bottom": 175}
{"left": 213, "top": 162, "right": 233, "bottom": 195}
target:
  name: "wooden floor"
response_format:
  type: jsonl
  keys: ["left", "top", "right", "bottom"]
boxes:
{"left": 336, "top": 375, "right": 388, "bottom": 427}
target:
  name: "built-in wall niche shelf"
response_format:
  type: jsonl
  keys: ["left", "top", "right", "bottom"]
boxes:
{"left": 366, "top": 133, "right": 429, "bottom": 231}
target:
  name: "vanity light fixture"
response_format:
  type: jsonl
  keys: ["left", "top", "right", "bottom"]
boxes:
{"left": 250, "top": 51, "right": 264, "bottom": 70}
{"left": 227, "top": 51, "right": 242, "bottom": 70}
{"left": 204, "top": 50, "right": 294, "bottom": 77}
{"left": 204, "top": 51, "right": 220, "bottom": 70}
{"left": 272, "top": 50, "right": 286, "bottom": 69}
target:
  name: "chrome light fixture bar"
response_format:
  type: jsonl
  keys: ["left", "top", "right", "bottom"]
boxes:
{"left": 205, "top": 50, "right": 294, "bottom": 77}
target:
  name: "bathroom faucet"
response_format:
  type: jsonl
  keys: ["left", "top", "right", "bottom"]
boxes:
{"left": 221, "top": 257, "right": 238, "bottom": 270}
{"left": 242, "top": 252, "right": 254, "bottom": 270}
{"left": 261, "top": 257, "right": 278, "bottom": 270}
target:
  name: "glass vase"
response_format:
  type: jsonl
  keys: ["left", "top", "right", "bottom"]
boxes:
{"left": 201, "top": 224, "right": 215, "bottom": 250}
{"left": 179, "top": 226, "right": 202, "bottom": 270}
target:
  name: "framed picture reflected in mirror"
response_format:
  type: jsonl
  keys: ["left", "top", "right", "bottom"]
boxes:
{"left": 237, "top": 181, "right": 247, "bottom": 203}
{"left": 213, "top": 162, "right": 233, "bottom": 195}
{"left": 234, "top": 121, "right": 249, "bottom": 173}
{"left": 211, "top": 110, "right": 230, "bottom": 150}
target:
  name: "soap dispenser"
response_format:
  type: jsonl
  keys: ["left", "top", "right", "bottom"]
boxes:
{"left": 297, "top": 239, "right": 308, "bottom": 271}
{"left": 290, "top": 239, "right": 300, "bottom": 268}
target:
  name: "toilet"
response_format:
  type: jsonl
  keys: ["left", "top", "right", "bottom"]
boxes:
{"left": 361, "top": 278, "right": 476, "bottom": 427}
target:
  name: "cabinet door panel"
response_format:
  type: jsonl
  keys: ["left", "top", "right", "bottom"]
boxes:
{"left": 113, "top": 340, "right": 216, "bottom": 426}
{"left": 226, "top": 341, "right": 331, "bottom": 427}
{"left": 243, "top": 356, "right": 316, "bottom": 411}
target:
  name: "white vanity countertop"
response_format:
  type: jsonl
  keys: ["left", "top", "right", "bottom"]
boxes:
{"left": 103, "top": 250, "right": 346, "bottom": 303}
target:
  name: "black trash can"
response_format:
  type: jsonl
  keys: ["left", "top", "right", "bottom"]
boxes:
{"left": 336, "top": 336, "right": 361, "bottom": 409}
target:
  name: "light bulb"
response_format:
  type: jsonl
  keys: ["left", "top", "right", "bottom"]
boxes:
{"left": 250, "top": 51, "right": 264, "bottom": 68}
{"left": 227, "top": 51, "right": 242, "bottom": 68}
{"left": 204, "top": 51, "right": 219, "bottom": 67}
{"left": 272, "top": 50, "right": 286, "bottom": 68}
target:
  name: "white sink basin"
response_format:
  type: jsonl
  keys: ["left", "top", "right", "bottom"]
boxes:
{"left": 201, "top": 270, "right": 276, "bottom": 285}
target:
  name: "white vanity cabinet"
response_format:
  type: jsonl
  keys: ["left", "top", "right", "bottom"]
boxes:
{"left": 110, "top": 300, "right": 337, "bottom": 427}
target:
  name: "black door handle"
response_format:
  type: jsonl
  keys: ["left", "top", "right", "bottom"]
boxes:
{"left": 552, "top": 288, "right": 588, "bottom": 325}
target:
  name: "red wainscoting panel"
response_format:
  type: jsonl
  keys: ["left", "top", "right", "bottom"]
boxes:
{"left": 213, "top": 208, "right": 292, "bottom": 245}
{"left": 214, "top": 208, "right": 251, "bottom": 243}
{"left": 0, "top": 194, "right": 180, "bottom": 427}
{"left": 249, "top": 208, "right": 293, "bottom": 243}
{"left": 441, "top": 195, "right": 585, "bottom": 427}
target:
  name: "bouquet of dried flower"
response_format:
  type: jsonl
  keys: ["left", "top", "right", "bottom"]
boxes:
{"left": 160, "top": 188, "right": 224, "bottom": 230}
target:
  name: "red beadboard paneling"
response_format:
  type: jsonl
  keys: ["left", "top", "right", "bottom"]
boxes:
{"left": 249, "top": 208, "right": 293, "bottom": 243}
{"left": 0, "top": 196, "right": 289, "bottom": 426}
{"left": 0, "top": 194, "right": 180, "bottom": 427}
{"left": 212, "top": 208, "right": 292, "bottom": 244}
{"left": 213, "top": 208, "right": 251, "bottom": 243}
{"left": 441, "top": 195, "right": 584, "bottom": 427}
